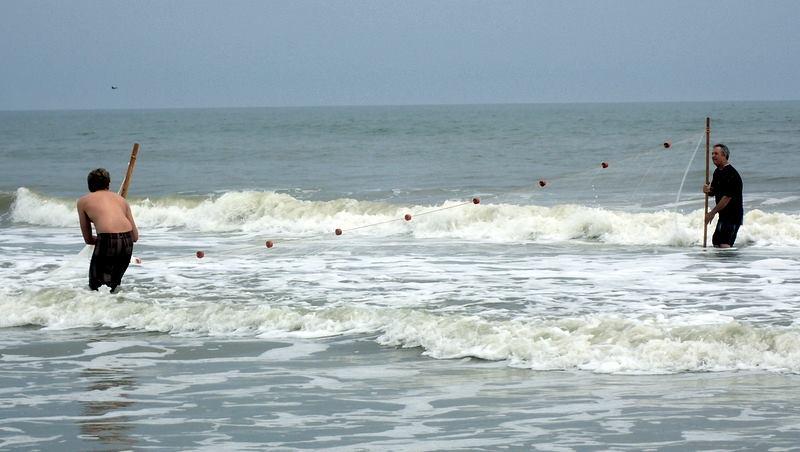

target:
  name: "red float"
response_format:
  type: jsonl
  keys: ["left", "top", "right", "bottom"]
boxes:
{"left": 601, "top": 162, "right": 609, "bottom": 168}
{"left": 265, "top": 240, "right": 274, "bottom": 248}
{"left": 196, "top": 251, "right": 205, "bottom": 259}
{"left": 335, "top": 228, "right": 342, "bottom": 236}
{"left": 538, "top": 180, "right": 547, "bottom": 187}
{"left": 404, "top": 214, "right": 412, "bottom": 221}
{"left": 472, "top": 198, "right": 480, "bottom": 204}
{"left": 663, "top": 141, "right": 671, "bottom": 149}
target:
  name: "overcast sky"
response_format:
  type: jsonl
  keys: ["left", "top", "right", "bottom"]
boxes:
{"left": 1, "top": 1, "right": 798, "bottom": 110}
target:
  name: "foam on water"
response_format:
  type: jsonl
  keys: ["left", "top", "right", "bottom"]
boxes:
{"left": 9, "top": 187, "right": 800, "bottom": 246}
{"left": 761, "top": 195, "right": 800, "bottom": 206}
{"left": 2, "top": 288, "right": 800, "bottom": 374}
{"left": 3, "top": 103, "right": 800, "bottom": 449}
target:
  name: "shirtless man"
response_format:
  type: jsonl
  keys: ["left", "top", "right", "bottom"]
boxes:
{"left": 77, "top": 168, "right": 139, "bottom": 291}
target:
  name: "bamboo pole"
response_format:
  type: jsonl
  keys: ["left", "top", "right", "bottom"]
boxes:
{"left": 703, "top": 118, "right": 710, "bottom": 248}
{"left": 118, "top": 143, "right": 139, "bottom": 198}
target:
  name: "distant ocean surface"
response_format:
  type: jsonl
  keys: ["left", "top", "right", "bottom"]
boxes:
{"left": 2, "top": 102, "right": 800, "bottom": 450}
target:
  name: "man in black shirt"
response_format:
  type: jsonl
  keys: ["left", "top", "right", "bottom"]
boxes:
{"left": 703, "top": 143, "right": 744, "bottom": 248}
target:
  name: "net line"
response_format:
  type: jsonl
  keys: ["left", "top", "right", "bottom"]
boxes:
{"left": 131, "top": 131, "right": 705, "bottom": 264}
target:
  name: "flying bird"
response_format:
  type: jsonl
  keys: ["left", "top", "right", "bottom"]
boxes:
{"left": 111, "top": 86, "right": 118, "bottom": 90}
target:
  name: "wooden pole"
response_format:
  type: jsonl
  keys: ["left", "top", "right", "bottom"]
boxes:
{"left": 118, "top": 143, "right": 139, "bottom": 198}
{"left": 703, "top": 118, "right": 710, "bottom": 248}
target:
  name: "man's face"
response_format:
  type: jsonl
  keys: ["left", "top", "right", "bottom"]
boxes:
{"left": 711, "top": 146, "right": 727, "bottom": 167}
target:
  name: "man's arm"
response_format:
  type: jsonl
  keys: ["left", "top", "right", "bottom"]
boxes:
{"left": 125, "top": 202, "right": 139, "bottom": 242}
{"left": 705, "top": 195, "right": 732, "bottom": 224}
{"left": 77, "top": 200, "right": 96, "bottom": 245}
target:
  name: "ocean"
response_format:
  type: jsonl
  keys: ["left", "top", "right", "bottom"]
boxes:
{"left": 1, "top": 102, "right": 800, "bottom": 450}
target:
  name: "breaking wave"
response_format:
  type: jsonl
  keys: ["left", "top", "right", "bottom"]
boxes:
{"left": 9, "top": 187, "right": 800, "bottom": 246}
{"left": 2, "top": 288, "right": 799, "bottom": 374}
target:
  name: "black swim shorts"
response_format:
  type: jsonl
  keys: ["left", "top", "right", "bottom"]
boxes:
{"left": 712, "top": 221, "right": 740, "bottom": 248}
{"left": 89, "top": 231, "right": 134, "bottom": 291}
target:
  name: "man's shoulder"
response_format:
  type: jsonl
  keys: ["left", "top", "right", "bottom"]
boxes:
{"left": 78, "top": 190, "right": 124, "bottom": 205}
{"left": 726, "top": 165, "right": 743, "bottom": 181}
{"left": 720, "top": 164, "right": 742, "bottom": 178}
{"left": 77, "top": 192, "right": 94, "bottom": 207}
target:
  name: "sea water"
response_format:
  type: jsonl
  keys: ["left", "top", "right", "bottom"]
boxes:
{"left": 1, "top": 102, "right": 800, "bottom": 450}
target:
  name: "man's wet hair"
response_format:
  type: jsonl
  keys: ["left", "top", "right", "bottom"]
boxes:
{"left": 87, "top": 168, "right": 111, "bottom": 192}
{"left": 714, "top": 143, "right": 730, "bottom": 160}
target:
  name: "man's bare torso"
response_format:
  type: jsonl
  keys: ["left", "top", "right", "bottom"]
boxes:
{"left": 77, "top": 190, "right": 134, "bottom": 234}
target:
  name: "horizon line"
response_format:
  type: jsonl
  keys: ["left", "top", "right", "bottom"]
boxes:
{"left": 2, "top": 98, "right": 799, "bottom": 113}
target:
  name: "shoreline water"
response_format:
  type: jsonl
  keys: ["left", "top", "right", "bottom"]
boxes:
{"left": 2, "top": 102, "right": 799, "bottom": 449}
{"left": 3, "top": 330, "right": 800, "bottom": 450}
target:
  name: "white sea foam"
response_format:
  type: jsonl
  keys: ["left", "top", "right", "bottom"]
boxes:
{"left": 9, "top": 188, "right": 800, "bottom": 247}
{"left": 0, "top": 433, "right": 61, "bottom": 449}
{"left": 762, "top": 195, "right": 800, "bottom": 206}
{"left": 2, "top": 289, "right": 800, "bottom": 374}
{"left": 258, "top": 342, "right": 329, "bottom": 360}
{"left": 9, "top": 188, "right": 76, "bottom": 227}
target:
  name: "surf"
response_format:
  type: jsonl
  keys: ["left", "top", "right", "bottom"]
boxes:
{"left": 9, "top": 187, "right": 800, "bottom": 247}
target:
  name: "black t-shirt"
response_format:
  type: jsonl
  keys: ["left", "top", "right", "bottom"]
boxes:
{"left": 710, "top": 164, "right": 744, "bottom": 225}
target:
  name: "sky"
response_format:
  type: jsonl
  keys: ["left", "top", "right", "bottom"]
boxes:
{"left": 1, "top": 1, "right": 798, "bottom": 110}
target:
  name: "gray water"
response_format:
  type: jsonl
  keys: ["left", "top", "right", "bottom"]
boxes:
{"left": 2, "top": 102, "right": 798, "bottom": 204}
{"left": 2, "top": 102, "right": 800, "bottom": 450}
